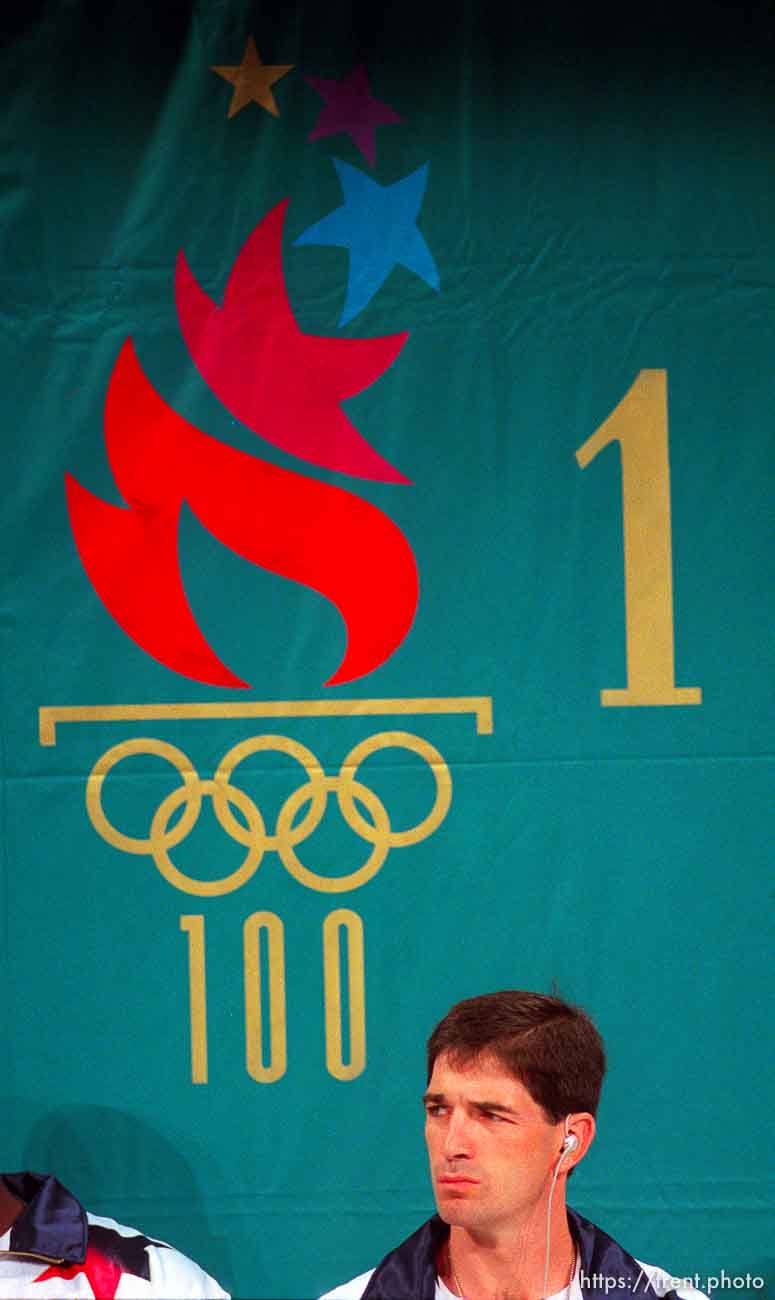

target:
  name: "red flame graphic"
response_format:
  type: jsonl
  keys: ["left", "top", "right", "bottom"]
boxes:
{"left": 175, "top": 200, "right": 410, "bottom": 482}
{"left": 66, "top": 340, "right": 419, "bottom": 688}
{"left": 35, "top": 1246, "right": 123, "bottom": 1298}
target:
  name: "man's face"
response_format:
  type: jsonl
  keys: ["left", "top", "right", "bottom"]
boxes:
{"left": 424, "top": 1051, "right": 565, "bottom": 1235}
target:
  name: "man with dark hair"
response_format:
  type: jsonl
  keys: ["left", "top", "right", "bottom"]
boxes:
{"left": 0, "top": 1171, "right": 229, "bottom": 1298}
{"left": 426, "top": 990, "right": 606, "bottom": 1124}
{"left": 320, "top": 990, "right": 705, "bottom": 1300}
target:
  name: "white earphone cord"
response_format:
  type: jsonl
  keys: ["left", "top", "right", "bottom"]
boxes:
{"left": 448, "top": 1130, "right": 577, "bottom": 1300}
{"left": 542, "top": 1131, "right": 576, "bottom": 1300}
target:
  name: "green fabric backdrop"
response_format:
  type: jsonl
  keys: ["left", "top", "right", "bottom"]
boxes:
{"left": 1, "top": 2, "right": 772, "bottom": 1297}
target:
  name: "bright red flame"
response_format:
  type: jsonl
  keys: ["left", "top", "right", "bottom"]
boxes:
{"left": 66, "top": 341, "right": 419, "bottom": 688}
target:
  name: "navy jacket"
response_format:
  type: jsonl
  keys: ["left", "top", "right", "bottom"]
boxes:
{"left": 360, "top": 1209, "right": 682, "bottom": 1300}
{"left": 1, "top": 1172, "right": 86, "bottom": 1265}
{"left": 0, "top": 1171, "right": 229, "bottom": 1297}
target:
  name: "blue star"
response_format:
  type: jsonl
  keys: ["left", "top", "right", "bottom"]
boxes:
{"left": 294, "top": 159, "right": 440, "bottom": 325}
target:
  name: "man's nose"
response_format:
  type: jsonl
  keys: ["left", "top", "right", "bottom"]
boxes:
{"left": 443, "top": 1110, "right": 474, "bottom": 1158}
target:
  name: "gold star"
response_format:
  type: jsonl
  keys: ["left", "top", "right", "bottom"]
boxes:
{"left": 212, "top": 36, "right": 293, "bottom": 119}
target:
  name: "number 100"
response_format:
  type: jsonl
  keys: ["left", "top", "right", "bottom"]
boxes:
{"left": 179, "top": 910, "right": 366, "bottom": 1084}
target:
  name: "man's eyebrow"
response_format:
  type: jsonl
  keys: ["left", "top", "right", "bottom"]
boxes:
{"left": 421, "top": 1091, "right": 519, "bottom": 1116}
{"left": 473, "top": 1100, "right": 519, "bottom": 1115}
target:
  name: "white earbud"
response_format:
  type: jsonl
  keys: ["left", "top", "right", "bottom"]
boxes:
{"left": 543, "top": 1125, "right": 580, "bottom": 1298}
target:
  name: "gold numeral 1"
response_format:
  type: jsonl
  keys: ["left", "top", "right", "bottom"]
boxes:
{"left": 180, "top": 915, "right": 208, "bottom": 1084}
{"left": 244, "top": 911, "right": 287, "bottom": 1083}
{"left": 323, "top": 909, "right": 366, "bottom": 1081}
{"left": 575, "top": 370, "right": 702, "bottom": 707}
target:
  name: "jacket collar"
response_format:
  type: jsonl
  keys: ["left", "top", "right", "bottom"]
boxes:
{"left": 361, "top": 1208, "right": 679, "bottom": 1300}
{"left": 1, "top": 1172, "right": 87, "bottom": 1264}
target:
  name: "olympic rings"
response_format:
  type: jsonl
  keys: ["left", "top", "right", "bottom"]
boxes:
{"left": 213, "top": 735, "right": 326, "bottom": 851}
{"left": 85, "top": 731, "right": 453, "bottom": 896}
{"left": 151, "top": 779, "right": 265, "bottom": 897}
{"left": 277, "top": 776, "right": 391, "bottom": 893}
{"left": 338, "top": 731, "right": 451, "bottom": 848}
{"left": 87, "top": 739, "right": 201, "bottom": 856}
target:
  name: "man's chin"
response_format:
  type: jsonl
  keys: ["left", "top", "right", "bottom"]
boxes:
{"left": 434, "top": 1193, "right": 485, "bottom": 1228}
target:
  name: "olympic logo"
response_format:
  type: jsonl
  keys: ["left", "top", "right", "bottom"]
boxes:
{"left": 86, "top": 731, "right": 452, "bottom": 896}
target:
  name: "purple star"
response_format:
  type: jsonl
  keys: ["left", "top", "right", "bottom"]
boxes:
{"left": 306, "top": 64, "right": 403, "bottom": 167}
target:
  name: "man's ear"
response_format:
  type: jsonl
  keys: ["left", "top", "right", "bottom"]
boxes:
{"left": 561, "top": 1113, "right": 596, "bottom": 1170}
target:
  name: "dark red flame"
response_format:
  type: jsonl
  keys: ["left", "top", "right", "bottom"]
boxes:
{"left": 175, "top": 199, "right": 410, "bottom": 482}
{"left": 66, "top": 340, "right": 419, "bottom": 688}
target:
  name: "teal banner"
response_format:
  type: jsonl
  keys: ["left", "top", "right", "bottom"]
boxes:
{"left": 1, "top": 3, "right": 771, "bottom": 1297}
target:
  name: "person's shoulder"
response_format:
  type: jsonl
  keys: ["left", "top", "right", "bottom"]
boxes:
{"left": 85, "top": 1212, "right": 229, "bottom": 1297}
{"left": 318, "top": 1268, "right": 376, "bottom": 1299}
{"left": 635, "top": 1258, "right": 709, "bottom": 1300}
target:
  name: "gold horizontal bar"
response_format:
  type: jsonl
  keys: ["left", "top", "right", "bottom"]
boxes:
{"left": 601, "top": 688, "right": 702, "bottom": 707}
{"left": 39, "top": 696, "right": 494, "bottom": 746}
